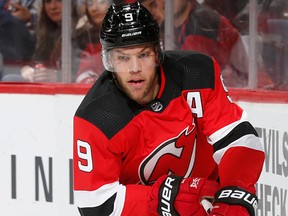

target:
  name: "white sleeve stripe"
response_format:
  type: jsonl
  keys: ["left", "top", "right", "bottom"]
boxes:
{"left": 213, "top": 134, "right": 264, "bottom": 164}
{"left": 74, "top": 181, "right": 126, "bottom": 209}
{"left": 110, "top": 184, "right": 126, "bottom": 216}
{"left": 208, "top": 111, "right": 248, "bottom": 144}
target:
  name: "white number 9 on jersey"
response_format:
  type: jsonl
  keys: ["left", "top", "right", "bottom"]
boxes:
{"left": 77, "top": 140, "right": 93, "bottom": 172}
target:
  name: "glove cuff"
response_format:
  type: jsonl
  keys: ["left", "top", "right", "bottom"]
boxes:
{"left": 214, "top": 186, "right": 258, "bottom": 216}
{"left": 157, "top": 175, "right": 183, "bottom": 216}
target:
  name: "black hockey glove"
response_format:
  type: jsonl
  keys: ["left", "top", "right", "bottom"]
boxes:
{"left": 210, "top": 186, "right": 258, "bottom": 216}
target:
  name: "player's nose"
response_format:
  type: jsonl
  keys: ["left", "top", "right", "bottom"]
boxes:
{"left": 128, "top": 56, "right": 142, "bottom": 73}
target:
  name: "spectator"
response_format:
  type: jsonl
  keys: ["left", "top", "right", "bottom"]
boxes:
{"left": 224, "top": 0, "right": 286, "bottom": 89}
{"left": 20, "top": 0, "right": 80, "bottom": 82}
{"left": 138, "top": 0, "right": 269, "bottom": 87}
{"left": 202, "top": 0, "right": 249, "bottom": 30}
{"left": 9, "top": 0, "right": 38, "bottom": 35}
{"left": 139, "top": 0, "right": 165, "bottom": 43}
{"left": 139, "top": 0, "right": 164, "bottom": 26}
{"left": 172, "top": 0, "right": 251, "bottom": 87}
{"left": 75, "top": 0, "right": 113, "bottom": 84}
{"left": 254, "top": 0, "right": 288, "bottom": 90}
{"left": 0, "top": 0, "right": 35, "bottom": 81}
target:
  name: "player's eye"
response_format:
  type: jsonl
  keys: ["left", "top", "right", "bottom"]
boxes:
{"left": 138, "top": 52, "right": 148, "bottom": 59}
{"left": 118, "top": 55, "right": 130, "bottom": 62}
{"left": 138, "top": 52, "right": 154, "bottom": 60}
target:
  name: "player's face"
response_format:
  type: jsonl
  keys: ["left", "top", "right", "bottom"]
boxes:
{"left": 110, "top": 45, "right": 159, "bottom": 106}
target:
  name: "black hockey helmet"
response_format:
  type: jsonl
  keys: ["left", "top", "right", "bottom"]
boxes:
{"left": 100, "top": 1, "right": 160, "bottom": 50}
{"left": 100, "top": 1, "right": 162, "bottom": 72}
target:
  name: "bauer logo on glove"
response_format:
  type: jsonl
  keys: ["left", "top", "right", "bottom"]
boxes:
{"left": 149, "top": 175, "right": 219, "bottom": 216}
{"left": 213, "top": 186, "right": 258, "bottom": 216}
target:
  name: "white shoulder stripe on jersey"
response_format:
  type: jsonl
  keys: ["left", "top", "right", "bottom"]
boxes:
{"left": 207, "top": 111, "right": 248, "bottom": 144}
{"left": 213, "top": 134, "right": 264, "bottom": 164}
{"left": 75, "top": 181, "right": 126, "bottom": 215}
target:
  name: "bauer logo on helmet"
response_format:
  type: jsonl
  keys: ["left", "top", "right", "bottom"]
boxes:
{"left": 121, "top": 31, "right": 142, "bottom": 38}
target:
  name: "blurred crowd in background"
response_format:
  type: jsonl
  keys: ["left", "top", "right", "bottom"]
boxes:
{"left": 0, "top": 0, "right": 287, "bottom": 90}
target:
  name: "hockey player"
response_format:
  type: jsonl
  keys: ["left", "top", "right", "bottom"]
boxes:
{"left": 73, "top": 2, "right": 265, "bottom": 215}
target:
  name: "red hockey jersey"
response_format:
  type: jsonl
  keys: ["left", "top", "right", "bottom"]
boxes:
{"left": 73, "top": 51, "right": 265, "bottom": 215}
